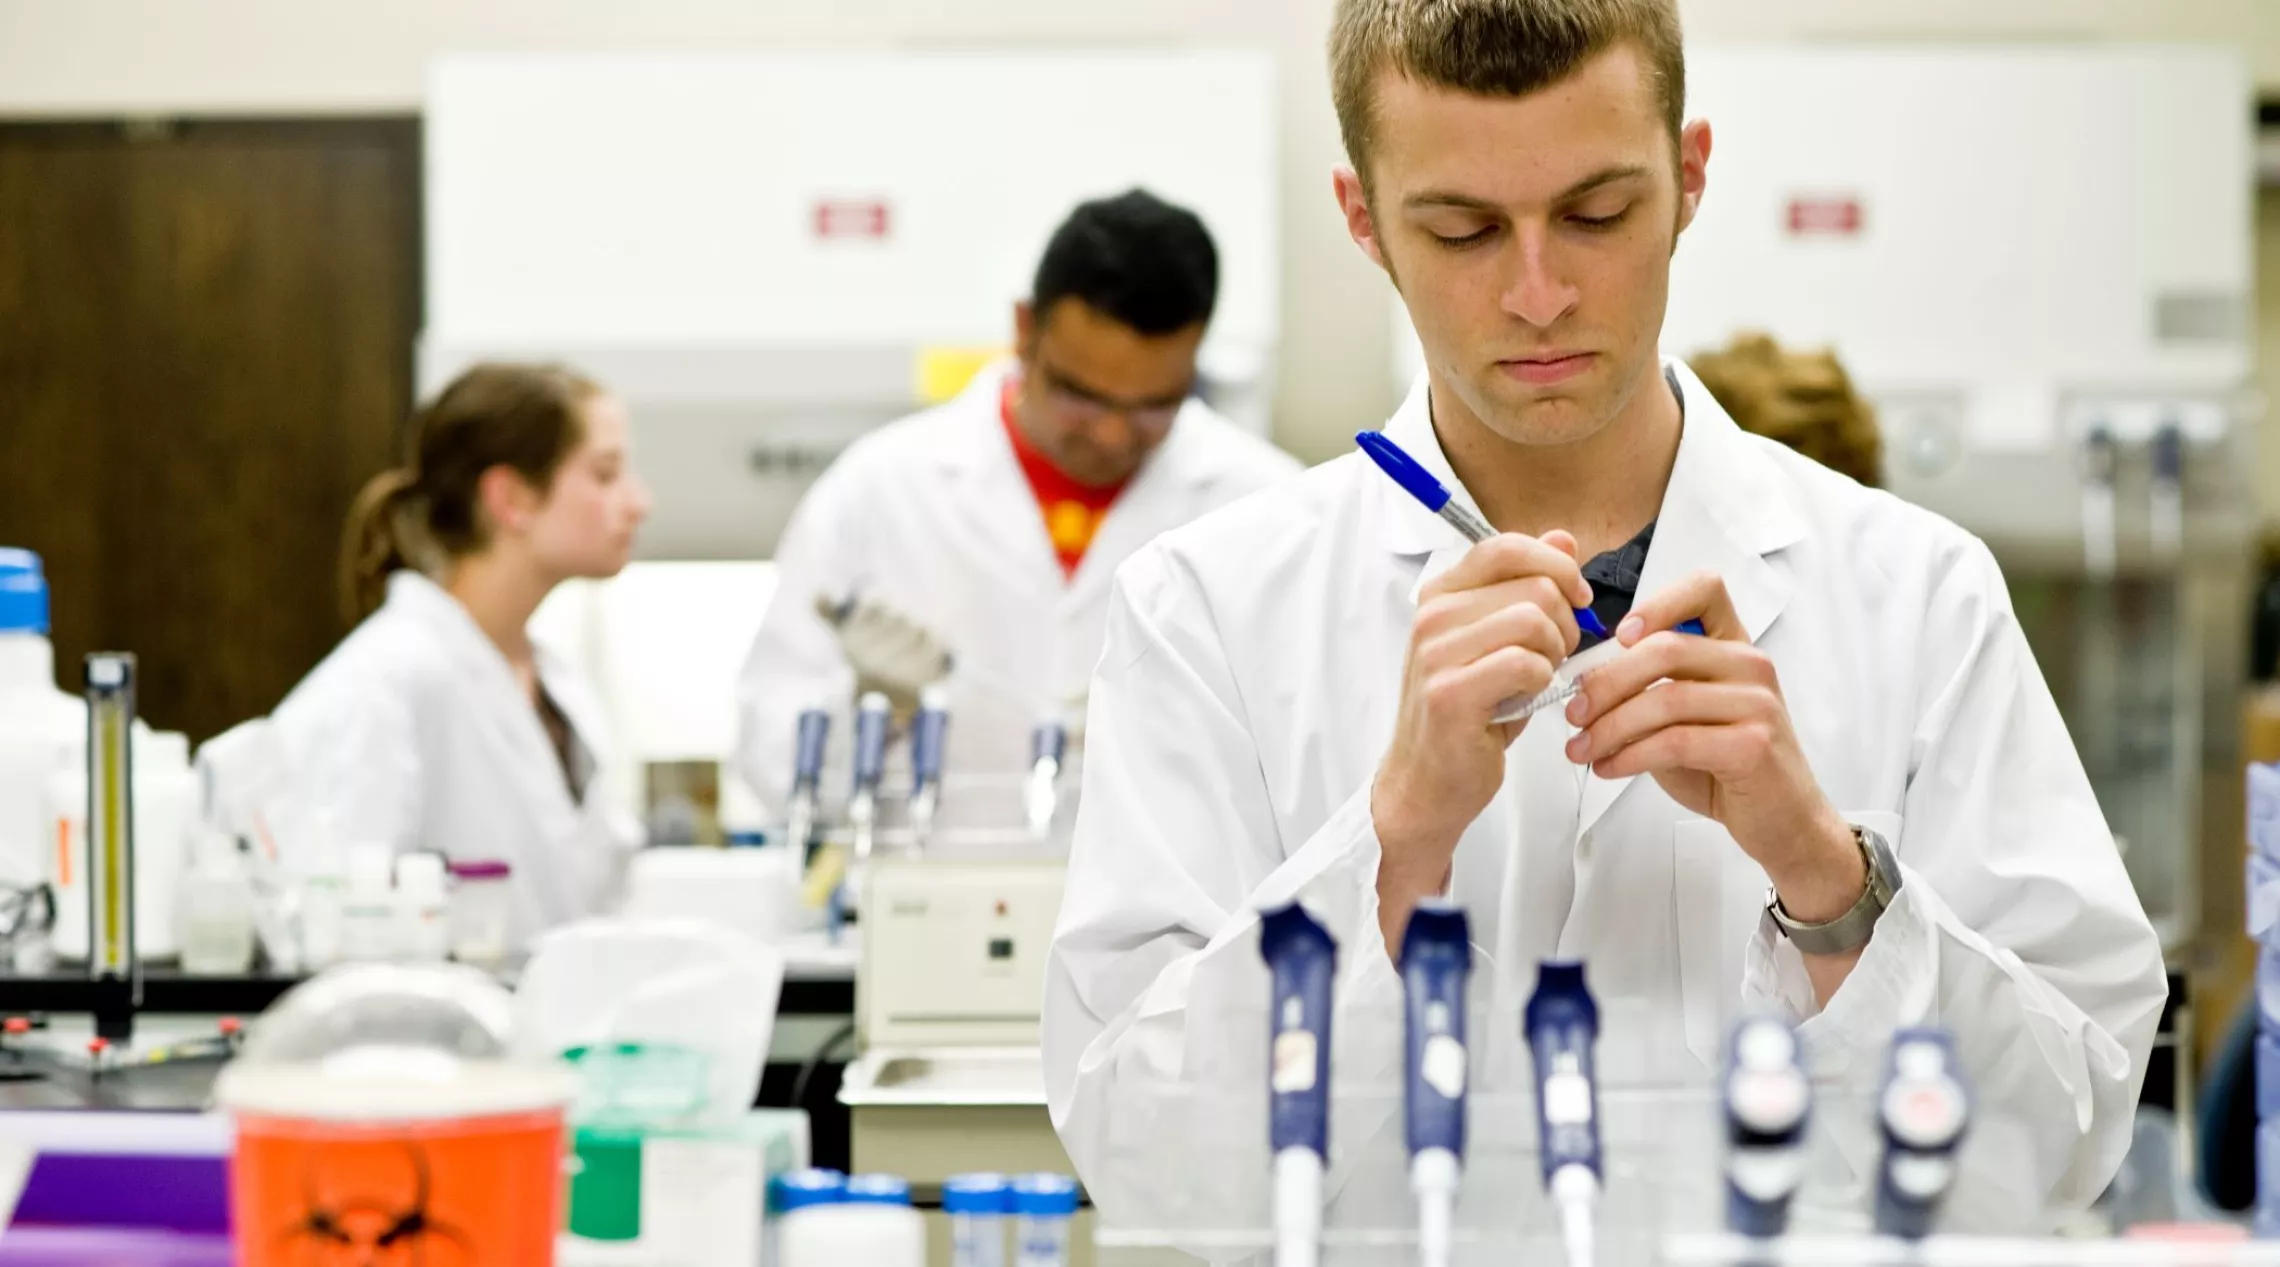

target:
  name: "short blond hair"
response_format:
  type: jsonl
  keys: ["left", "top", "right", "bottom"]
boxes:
{"left": 1689, "top": 333, "right": 1884, "bottom": 488}
{"left": 1329, "top": 0, "right": 1686, "bottom": 187}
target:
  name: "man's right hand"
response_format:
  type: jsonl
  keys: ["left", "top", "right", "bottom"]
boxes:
{"left": 1370, "top": 530, "right": 1590, "bottom": 948}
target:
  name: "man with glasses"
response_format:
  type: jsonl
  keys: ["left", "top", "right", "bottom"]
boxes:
{"left": 734, "top": 189, "right": 1300, "bottom": 827}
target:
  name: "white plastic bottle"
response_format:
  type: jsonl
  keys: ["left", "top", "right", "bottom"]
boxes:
{"left": 177, "top": 828, "right": 255, "bottom": 975}
{"left": 781, "top": 1174, "right": 924, "bottom": 1267}
{"left": 337, "top": 842, "right": 399, "bottom": 962}
{"left": 394, "top": 853, "right": 449, "bottom": 962}
{"left": 46, "top": 725, "right": 195, "bottom": 961}
{"left": 0, "top": 551, "right": 83, "bottom": 898}
{"left": 767, "top": 1169, "right": 846, "bottom": 1267}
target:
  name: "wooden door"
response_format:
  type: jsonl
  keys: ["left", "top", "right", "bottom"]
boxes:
{"left": 0, "top": 118, "right": 419, "bottom": 742}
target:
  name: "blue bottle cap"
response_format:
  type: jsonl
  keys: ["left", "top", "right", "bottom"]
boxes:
{"left": 769, "top": 1168, "right": 847, "bottom": 1213}
{"left": 844, "top": 1173, "right": 911, "bottom": 1206}
{"left": 0, "top": 549, "right": 49, "bottom": 636}
{"left": 1010, "top": 1173, "right": 1079, "bottom": 1218}
{"left": 943, "top": 1173, "right": 1011, "bottom": 1215}
{"left": 726, "top": 830, "right": 769, "bottom": 849}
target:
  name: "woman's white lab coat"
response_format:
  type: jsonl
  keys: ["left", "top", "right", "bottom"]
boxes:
{"left": 1044, "top": 361, "right": 2164, "bottom": 1227}
{"left": 732, "top": 362, "right": 1301, "bottom": 823}
{"left": 269, "top": 570, "right": 640, "bottom": 949}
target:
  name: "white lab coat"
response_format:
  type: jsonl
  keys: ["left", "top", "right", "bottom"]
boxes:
{"left": 268, "top": 571, "right": 641, "bottom": 949}
{"left": 733, "top": 361, "right": 1302, "bottom": 824}
{"left": 1045, "top": 361, "right": 2164, "bottom": 1232}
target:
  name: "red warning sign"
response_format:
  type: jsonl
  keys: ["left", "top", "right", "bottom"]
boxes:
{"left": 813, "top": 199, "right": 892, "bottom": 240}
{"left": 1785, "top": 196, "right": 1863, "bottom": 237}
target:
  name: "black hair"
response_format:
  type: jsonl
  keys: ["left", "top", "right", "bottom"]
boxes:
{"left": 1030, "top": 188, "right": 1219, "bottom": 337}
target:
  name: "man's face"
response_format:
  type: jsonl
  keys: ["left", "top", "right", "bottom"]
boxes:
{"left": 1013, "top": 298, "right": 1203, "bottom": 488}
{"left": 1337, "top": 43, "right": 1710, "bottom": 449}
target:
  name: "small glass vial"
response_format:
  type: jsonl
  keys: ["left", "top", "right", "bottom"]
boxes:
{"left": 945, "top": 1173, "right": 1010, "bottom": 1267}
{"left": 445, "top": 859, "right": 512, "bottom": 968}
{"left": 393, "top": 853, "right": 450, "bottom": 962}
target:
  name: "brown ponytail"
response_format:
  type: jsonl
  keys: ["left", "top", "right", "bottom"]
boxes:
{"left": 339, "top": 362, "right": 602, "bottom": 622}
{"left": 1688, "top": 332, "right": 1885, "bottom": 489}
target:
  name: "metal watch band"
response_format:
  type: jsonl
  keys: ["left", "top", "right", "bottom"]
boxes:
{"left": 1767, "top": 826, "right": 1900, "bottom": 956}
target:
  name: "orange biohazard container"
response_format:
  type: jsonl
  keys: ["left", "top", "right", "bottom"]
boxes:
{"left": 215, "top": 963, "right": 577, "bottom": 1267}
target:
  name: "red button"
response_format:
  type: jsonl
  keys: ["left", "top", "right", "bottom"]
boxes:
{"left": 217, "top": 1017, "right": 242, "bottom": 1037}
{"left": 87, "top": 1038, "right": 109, "bottom": 1055}
{"left": 3, "top": 1017, "right": 28, "bottom": 1036}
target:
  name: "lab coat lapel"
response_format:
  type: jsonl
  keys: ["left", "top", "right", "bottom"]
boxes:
{"left": 1573, "top": 360, "right": 1807, "bottom": 837}
{"left": 929, "top": 364, "right": 1067, "bottom": 609}
{"left": 533, "top": 646, "right": 609, "bottom": 803}
{"left": 390, "top": 573, "right": 580, "bottom": 816}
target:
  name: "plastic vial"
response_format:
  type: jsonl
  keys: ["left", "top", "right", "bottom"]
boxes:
{"left": 946, "top": 1173, "right": 1011, "bottom": 1267}
{"left": 297, "top": 811, "right": 348, "bottom": 968}
{"left": 1011, "top": 1173, "right": 1079, "bottom": 1267}
{"left": 393, "top": 853, "right": 450, "bottom": 962}
{"left": 178, "top": 828, "right": 255, "bottom": 975}
{"left": 337, "top": 842, "right": 398, "bottom": 962}
{"left": 445, "top": 859, "right": 512, "bottom": 968}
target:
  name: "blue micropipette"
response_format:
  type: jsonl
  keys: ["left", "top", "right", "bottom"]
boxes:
{"left": 1874, "top": 1027, "right": 1970, "bottom": 1240}
{"left": 848, "top": 692, "right": 890, "bottom": 864}
{"left": 908, "top": 686, "right": 951, "bottom": 850}
{"left": 1401, "top": 903, "right": 1472, "bottom": 1267}
{"left": 1025, "top": 720, "right": 1068, "bottom": 840}
{"left": 1526, "top": 960, "right": 1602, "bottom": 1267}
{"left": 1722, "top": 1015, "right": 1811, "bottom": 1239}
{"left": 786, "top": 707, "right": 830, "bottom": 854}
{"left": 1261, "top": 902, "right": 1336, "bottom": 1267}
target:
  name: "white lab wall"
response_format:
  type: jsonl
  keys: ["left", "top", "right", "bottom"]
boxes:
{"left": 424, "top": 52, "right": 1276, "bottom": 356}
{"left": 8, "top": 0, "right": 2279, "bottom": 467}
{"left": 1663, "top": 47, "right": 2253, "bottom": 396}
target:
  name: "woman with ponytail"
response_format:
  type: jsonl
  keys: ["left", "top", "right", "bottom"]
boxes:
{"left": 270, "top": 362, "right": 652, "bottom": 950}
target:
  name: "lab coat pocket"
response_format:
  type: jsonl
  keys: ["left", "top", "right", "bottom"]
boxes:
{"left": 1673, "top": 818, "right": 1770, "bottom": 1067}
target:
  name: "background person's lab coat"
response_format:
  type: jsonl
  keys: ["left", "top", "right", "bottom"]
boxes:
{"left": 733, "top": 361, "right": 1301, "bottom": 826}
{"left": 1044, "top": 361, "right": 2164, "bottom": 1230}
{"left": 268, "top": 570, "right": 641, "bottom": 950}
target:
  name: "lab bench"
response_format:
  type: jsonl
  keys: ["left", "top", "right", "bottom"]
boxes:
{"left": 0, "top": 930, "right": 864, "bottom": 1157}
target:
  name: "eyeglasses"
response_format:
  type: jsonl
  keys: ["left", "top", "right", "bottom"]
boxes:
{"left": 1030, "top": 355, "right": 1190, "bottom": 435}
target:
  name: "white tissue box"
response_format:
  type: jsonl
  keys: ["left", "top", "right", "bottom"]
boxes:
{"left": 560, "top": 1109, "right": 809, "bottom": 1267}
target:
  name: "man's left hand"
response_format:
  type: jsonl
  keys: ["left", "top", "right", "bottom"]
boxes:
{"left": 1562, "top": 570, "right": 1864, "bottom": 927}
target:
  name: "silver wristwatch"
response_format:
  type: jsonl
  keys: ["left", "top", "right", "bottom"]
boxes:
{"left": 1766, "top": 825, "right": 1901, "bottom": 955}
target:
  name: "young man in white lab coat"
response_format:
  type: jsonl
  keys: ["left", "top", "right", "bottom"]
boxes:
{"left": 733, "top": 190, "right": 1300, "bottom": 823}
{"left": 1045, "top": 0, "right": 2164, "bottom": 1229}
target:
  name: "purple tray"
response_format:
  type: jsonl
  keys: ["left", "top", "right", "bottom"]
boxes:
{"left": 12, "top": 1154, "right": 228, "bottom": 1234}
{"left": 0, "top": 1112, "right": 230, "bottom": 1234}
{"left": 0, "top": 1228, "right": 232, "bottom": 1266}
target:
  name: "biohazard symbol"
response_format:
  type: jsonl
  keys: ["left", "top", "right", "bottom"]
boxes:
{"left": 275, "top": 1143, "right": 474, "bottom": 1267}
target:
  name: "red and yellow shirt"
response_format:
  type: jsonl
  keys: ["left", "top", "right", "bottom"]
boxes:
{"left": 1001, "top": 376, "right": 1128, "bottom": 579}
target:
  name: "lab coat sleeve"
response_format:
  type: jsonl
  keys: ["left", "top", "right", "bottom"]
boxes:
{"left": 1741, "top": 534, "right": 2165, "bottom": 1209}
{"left": 270, "top": 677, "right": 425, "bottom": 859}
{"left": 1043, "top": 549, "right": 1404, "bottom": 1227}
{"left": 730, "top": 459, "right": 863, "bottom": 819}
